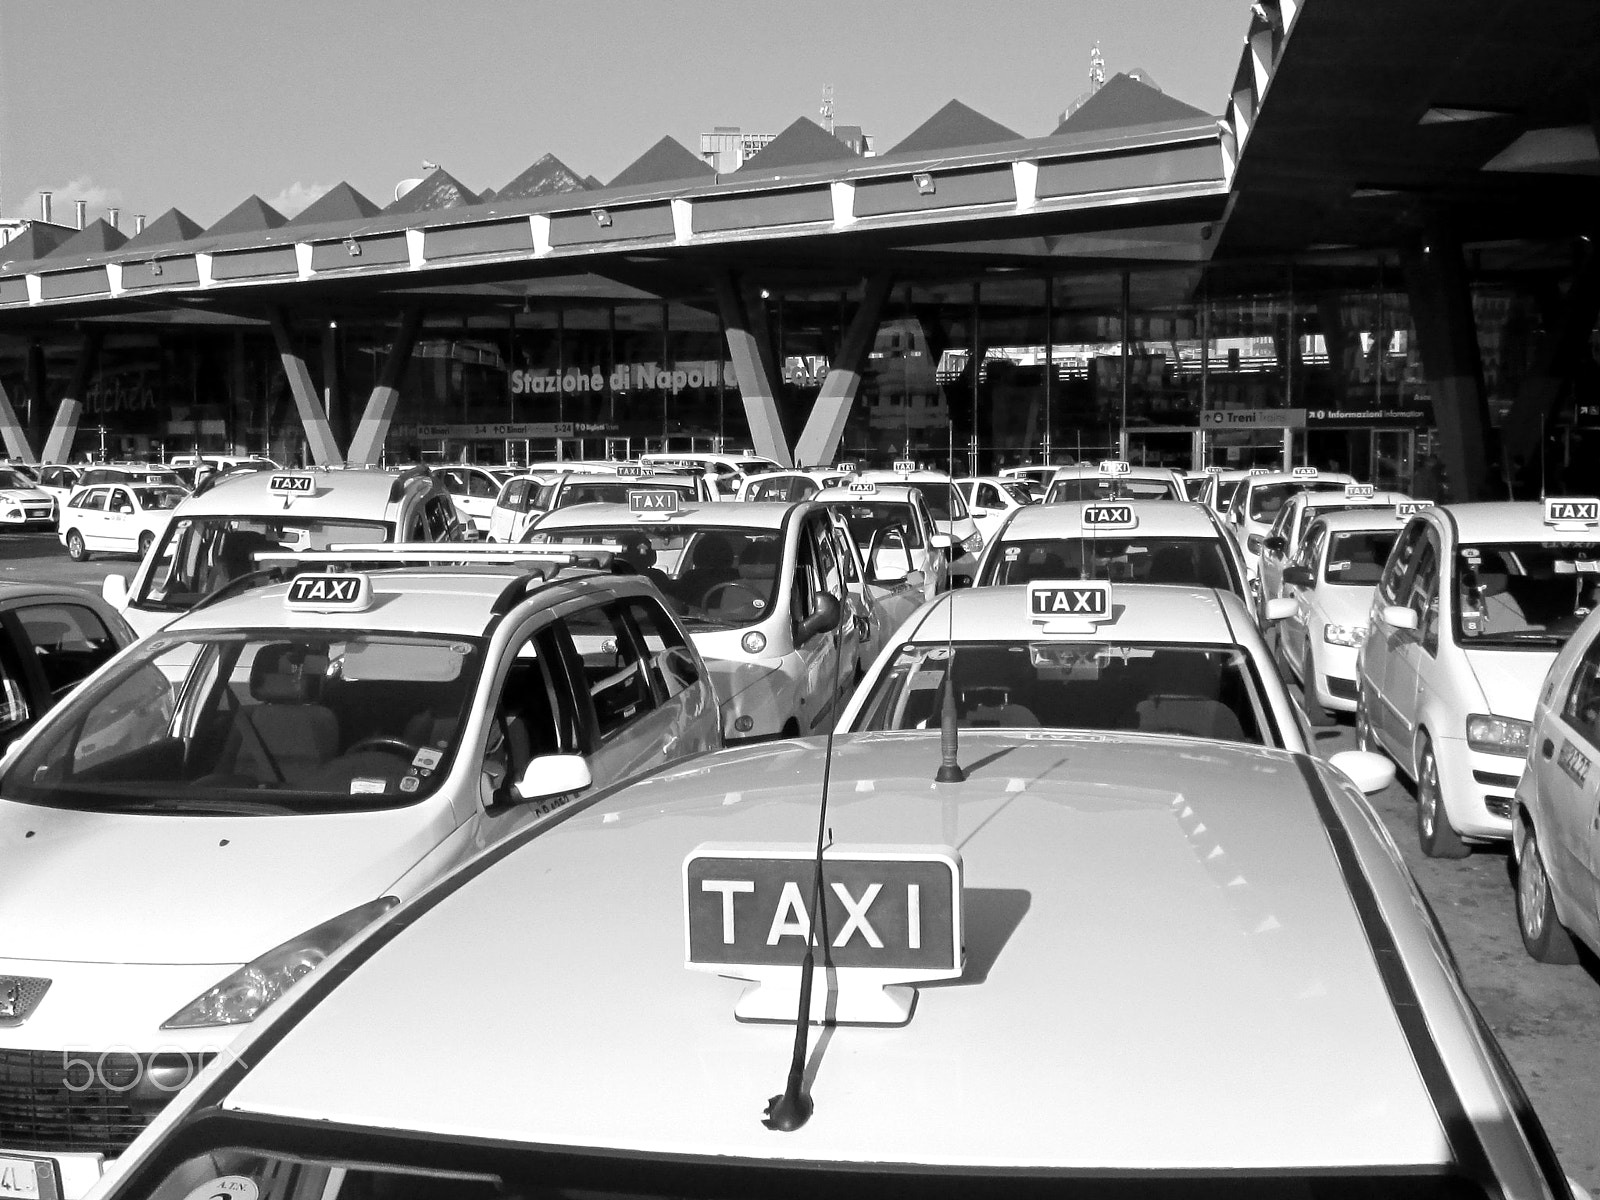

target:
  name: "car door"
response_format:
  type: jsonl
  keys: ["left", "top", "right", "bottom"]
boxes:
{"left": 558, "top": 598, "right": 676, "bottom": 787}
{"left": 1377, "top": 530, "right": 1441, "bottom": 759}
{"left": 1535, "top": 638, "right": 1600, "bottom": 946}
{"left": 789, "top": 517, "right": 844, "bottom": 731}
{"left": 827, "top": 512, "right": 887, "bottom": 664}
{"left": 103, "top": 486, "right": 137, "bottom": 551}
{"left": 1258, "top": 501, "right": 1297, "bottom": 602}
{"left": 622, "top": 593, "right": 720, "bottom": 758}
{"left": 967, "top": 481, "right": 1009, "bottom": 545}
{"left": 1279, "top": 521, "right": 1326, "bottom": 666}
{"left": 1362, "top": 518, "right": 1426, "bottom": 753}
{"left": 69, "top": 486, "right": 111, "bottom": 547}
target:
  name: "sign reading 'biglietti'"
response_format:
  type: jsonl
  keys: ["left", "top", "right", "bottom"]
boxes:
{"left": 510, "top": 361, "right": 729, "bottom": 397}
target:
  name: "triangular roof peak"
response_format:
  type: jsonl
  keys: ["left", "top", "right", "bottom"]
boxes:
{"left": 737, "top": 116, "right": 860, "bottom": 175}
{"left": 495, "top": 153, "right": 594, "bottom": 202}
{"left": 608, "top": 136, "right": 716, "bottom": 189}
{"left": 0, "top": 223, "right": 75, "bottom": 267}
{"left": 1055, "top": 71, "right": 1211, "bottom": 136}
{"left": 888, "top": 99, "right": 1023, "bottom": 157}
{"left": 48, "top": 219, "right": 129, "bottom": 259}
{"left": 206, "top": 194, "right": 287, "bottom": 237}
{"left": 121, "top": 208, "right": 205, "bottom": 253}
{"left": 384, "top": 167, "right": 479, "bottom": 214}
{"left": 290, "top": 182, "right": 382, "bottom": 225}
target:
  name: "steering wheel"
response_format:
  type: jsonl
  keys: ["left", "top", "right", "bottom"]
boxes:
{"left": 346, "top": 735, "right": 420, "bottom": 759}
{"left": 700, "top": 580, "right": 765, "bottom": 613}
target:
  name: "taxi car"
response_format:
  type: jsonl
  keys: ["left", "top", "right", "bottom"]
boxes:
{"left": 34, "top": 464, "right": 84, "bottom": 517}
{"left": 1357, "top": 499, "right": 1600, "bottom": 858}
{"left": 1225, "top": 467, "right": 1356, "bottom": 592}
{"left": 103, "top": 467, "right": 463, "bottom": 637}
{"left": 735, "top": 468, "right": 850, "bottom": 502}
{"left": 840, "top": 581, "right": 1322, "bottom": 757}
{"left": 1194, "top": 465, "right": 1258, "bottom": 514}
{"left": 62, "top": 711, "right": 1583, "bottom": 1200}
{"left": 529, "top": 467, "right": 717, "bottom": 520}
{"left": 1267, "top": 506, "right": 1419, "bottom": 724}
{"left": 999, "top": 461, "right": 1063, "bottom": 492}
{"left": 530, "top": 498, "right": 864, "bottom": 740}
{"left": 0, "top": 465, "right": 56, "bottom": 530}
{"left": 432, "top": 464, "right": 513, "bottom": 537}
{"left": 1257, "top": 484, "right": 1414, "bottom": 606}
{"left": 971, "top": 499, "right": 1248, "bottom": 601}
{"left": 1044, "top": 461, "right": 1186, "bottom": 503}
{"left": 77, "top": 464, "right": 187, "bottom": 491}
{"left": 485, "top": 471, "right": 559, "bottom": 543}
{"left": 0, "top": 547, "right": 720, "bottom": 1193}
{"left": 860, "top": 464, "right": 982, "bottom": 582}
{"left": 954, "top": 475, "right": 1033, "bottom": 545}
{"left": 638, "top": 450, "right": 783, "bottom": 496}
{"left": 1510, "top": 601, "right": 1600, "bottom": 966}
{"left": 59, "top": 482, "right": 188, "bottom": 561}
{"left": 813, "top": 480, "right": 950, "bottom": 640}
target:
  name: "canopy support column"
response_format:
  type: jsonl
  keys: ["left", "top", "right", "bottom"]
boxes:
{"left": 0, "top": 379, "right": 37, "bottom": 462}
{"left": 715, "top": 275, "right": 791, "bottom": 466}
{"left": 270, "top": 308, "right": 343, "bottom": 466}
{"left": 794, "top": 274, "right": 893, "bottom": 467}
{"left": 1401, "top": 224, "right": 1492, "bottom": 501}
{"left": 41, "top": 333, "right": 101, "bottom": 464}
{"left": 347, "top": 308, "right": 423, "bottom": 464}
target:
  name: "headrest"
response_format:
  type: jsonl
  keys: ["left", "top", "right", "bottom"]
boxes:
{"left": 1144, "top": 651, "right": 1220, "bottom": 698}
{"left": 250, "top": 644, "right": 328, "bottom": 704}
{"left": 739, "top": 540, "right": 780, "bottom": 568}
{"left": 694, "top": 535, "right": 736, "bottom": 569}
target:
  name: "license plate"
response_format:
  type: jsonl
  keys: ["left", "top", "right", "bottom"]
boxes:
{"left": 0, "top": 1154, "right": 62, "bottom": 1200}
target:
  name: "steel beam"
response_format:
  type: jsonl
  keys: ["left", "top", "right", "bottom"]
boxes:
{"left": 715, "top": 275, "right": 791, "bottom": 466}
{"left": 0, "top": 378, "right": 37, "bottom": 462}
{"left": 269, "top": 308, "right": 343, "bottom": 466}
{"left": 793, "top": 274, "right": 893, "bottom": 467}
{"left": 41, "top": 333, "right": 101, "bottom": 464}
{"left": 347, "top": 309, "right": 423, "bottom": 464}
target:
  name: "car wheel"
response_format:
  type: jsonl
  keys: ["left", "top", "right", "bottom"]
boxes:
{"left": 1415, "top": 735, "right": 1470, "bottom": 859}
{"left": 137, "top": 530, "right": 154, "bottom": 556}
{"left": 1515, "top": 824, "right": 1580, "bottom": 963}
{"left": 65, "top": 529, "right": 89, "bottom": 562}
{"left": 1300, "top": 646, "right": 1334, "bottom": 727}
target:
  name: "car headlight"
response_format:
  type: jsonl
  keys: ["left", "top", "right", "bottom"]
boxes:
{"left": 161, "top": 896, "right": 398, "bottom": 1029}
{"left": 1465, "top": 713, "right": 1532, "bottom": 757}
{"left": 1323, "top": 623, "right": 1367, "bottom": 647}
{"left": 961, "top": 531, "right": 984, "bottom": 554}
{"left": 741, "top": 630, "right": 767, "bottom": 654}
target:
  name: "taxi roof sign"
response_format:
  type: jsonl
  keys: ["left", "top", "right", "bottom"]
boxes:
{"left": 1544, "top": 497, "right": 1600, "bottom": 529}
{"left": 1097, "top": 459, "right": 1132, "bottom": 477}
{"left": 684, "top": 841, "right": 963, "bottom": 1025}
{"left": 1203, "top": 465, "right": 1224, "bottom": 475}
{"left": 836, "top": 460, "right": 859, "bottom": 474}
{"left": 629, "top": 488, "right": 681, "bottom": 516}
{"left": 847, "top": 479, "right": 877, "bottom": 494}
{"left": 285, "top": 572, "right": 372, "bottom": 612}
{"left": 614, "top": 464, "right": 654, "bottom": 477}
{"left": 268, "top": 471, "right": 316, "bottom": 497}
{"left": 1249, "top": 467, "right": 1272, "bottom": 476}
{"left": 1344, "top": 483, "right": 1376, "bottom": 498}
{"left": 1027, "top": 578, "right": 1115, "bottom": 635}
{"left": 1396, "top": 501, "right": 1434, "bottom": 517}
{"left": 1081, "top": 503, "right": 1137, "bottom": 531}
{"left": 1291, "top": 466, "right": 1319, "bottom": 479}
{"left": 892, "top": 459, "right": 917, "bottom": 474}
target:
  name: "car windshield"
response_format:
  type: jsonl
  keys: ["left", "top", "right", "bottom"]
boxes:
{"left": 1324, "top": 531, "right": 1400, "bottom": 585}
{"left": 854, "top": 641, "right": 1274, "bottom": 745}
{"left": 534, "top": 524, "right": 783, "bottom": 630}
{"left": 1000, "top": 481, "right": 1034, "bottom": 505}
{"left": 554, "top": 481, "right": 698, "bottom": 507}
{"left": 744, "top": 475, "right": 824, "bottom": 502}
{"left": 1455, "top": 542, "right": 1600, "bottom": 646}
{"left": 2, "top": 630, "right": 482, "bottom": 814}
{"left": 0, "top": 469, "right": 35, "bottom": 489}
{"left": 1181, "top": 476, "right": 1209, "bottom": 501}
{"left": 980, "top": 536, "right": 1239, "bottom": 594}
{"left": 131, "top": 486, "right": 188, "bottom": 510}
{"left": 902, "top": 481, "right": 968, "bottom": 522}
{"left": 1215, "top": 478, "right": 1244, "bottom": 508}
{"left": 1248, "top": 480, "right": 1345, "bottom": 522}
{"left": 824, "top": 501, "right": 924, "bottom": 550}
{"left": 135, "top": 515, "right": 395, "bottom": 612}
{"left": 1046, "top": 477, "right": 1177, "bottom": 502}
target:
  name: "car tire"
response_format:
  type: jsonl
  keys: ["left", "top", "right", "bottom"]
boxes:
{"left": 1415, "top": 735, "right": 1470, "bottom": 859}
{"left": 1300, "top": 646, "right": 1334, "bottom": 727}
{"left": 1515, "top": 824, "right": 1580, "bottom": 964}
{"left": 1355, "top": 681, "right": 1379, "bottom": 752}
{"left": 137, "top": 530, "right": 154, "bottom": 556}
{"left": 65, "top": 529, "right": 89, "bottom": 562}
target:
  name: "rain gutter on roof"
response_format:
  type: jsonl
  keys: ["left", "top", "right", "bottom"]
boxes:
{"left": 0, "top": 120, "right": 1228, "bottom": 312}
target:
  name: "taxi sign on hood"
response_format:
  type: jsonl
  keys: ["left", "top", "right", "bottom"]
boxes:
{"left": 629, "top": 488, "right": 680, "bottom": 515}
{"left": 1082, "top": 503, "right": 1137, "bottom": 530}
{"left": 1544, "top": 497, "right": 1600, "bottom": 528}
{"left": 285, "top": 572, "right": 372, "bottom": 612}
{"left": 1097, "top": 459, "right": 1131, "bottom": 477}
{"left": 1027, "top": 578, "right": 1114, "bottom": 635}
{"left": 684, "top": 841, "right": 963, "bottom": 1025}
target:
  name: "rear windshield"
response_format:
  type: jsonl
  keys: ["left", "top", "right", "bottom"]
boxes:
{"left": 853, "top": 640, "right": 1276, "bottom": 746}
{"left": 979, "top": 536, "right": 1240, "bottom": 595}
{"left": 1248, "top": 481, "right": 1345, "bottom": 522}
{"left": 1325, "top": 531, "right": 1399, "bottom": 585}
{"left": 554, "top": 481, "right": 697, "bottom": 507}
{"left": 1455, "top": 542, "right": 1600, "bottom": 646}
{"left": 824, "top": 501, "right": 924, "bottom": 549}
{"left": 904, "top": 481, "right": 968, "bottom": 523}
{"left": 1046, "top": 477, "right": 1178, "bottom": 503}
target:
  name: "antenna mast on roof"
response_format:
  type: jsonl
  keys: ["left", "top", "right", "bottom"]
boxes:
{"left": 820, "top": 84, "right": 834, "bottom": 134}
{"left": 1089, "top": 42, "right": 1105, "bottom": 93}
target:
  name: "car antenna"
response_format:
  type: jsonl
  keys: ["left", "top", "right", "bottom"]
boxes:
{"left": 763, "top": 625, "right": 846, "bottom": 1132}
{"left": 935, "top": 591, "right": 966, "bottom": 783}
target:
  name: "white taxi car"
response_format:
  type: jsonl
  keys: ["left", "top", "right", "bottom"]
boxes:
{"left": 971, "top": 499, "right": 1248, "bottom": 601}
{"left": 432, "top": 464, "right": 512, "bottom": 537}
{"left": 638, "top": 450, "right": 784, "bottom": 496}
{"left": 0, "top": 466, "right": 56, "bottom": 531}
{"left": 860, "top": 464, "right": 982, "bottom": 582}
{"left": 954, "top": 475, "right": 1033, "bottom": 545}
{"left": 485, "top": 471, "right": 558, "bottom": 543}
{"left": 1257, "top": 484, "right": 1414, "bottom": 606}
{"left": 1511, "top": 601, "right": 1600, "bottom": 966}
{"left": 0, "top": 548, "right": 719, "bottom": 1194}
{"left": 1357, "top": 499, "right": 1600, "bottom": 858}
{"left": 1044, "top": 461, "right": 1186, "bottom": 503}
{"left": 841, "top": 581, "right": 1323, "bottom": 756}
{"left": 1194, "top": 465, "right": 1258, "bottom": 514}
{"left": 1268, "top": 506, "right": 1420, "bottom": 724}
{"left": 66, "top": 714, "right": 1589, "bottom": 1200}
{"left": 999, "top": 461, "right": 1061, "bottom": 491}
{"left": 1225, "top": 467, "right": 1356, "bottom": 591}
{"left": 59, "top": 483, "right": 188, "bottom": 561}
{"left": 531, "top": 497, "right": 863, "bottom": 740}
{"left": 735, "top": 468, "right": 850, "bottom": 502}
{"left": 532, "top": 467, "right": 717, "bottom": 519}
{"left": 813, "top": 480, "right": 950, "bottom": 639}
{"left": 104, "top": 468, "right": 464, "bottom": 637}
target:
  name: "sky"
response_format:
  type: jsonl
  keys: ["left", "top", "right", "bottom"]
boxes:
{"left": 0, "top": 0, "right": 1249, "bottom": 228}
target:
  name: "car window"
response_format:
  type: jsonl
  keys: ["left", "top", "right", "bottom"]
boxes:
{"left": 1267, "top": 502, "right": 1294, "bottom": 545}
{"left": 424, "top": 494, "right": 456, "bottom": 540}
{"left": 1404, "top": 536, "right": 1441, "bottom": 653}
{"left": 561, "top": 603, "right": 656, "bottom": 740}
{"left": 488, "top": 627, "right": 586, "bottom": 795}
{"left": 14, "top": 603, "right": 120, "bottom": 697}
{"left": 980, "top": 536, "right": 1240, "bottom": 595}
{"left": 1455, "top": 542, "right": 1600, "bottom": 647}
{"left": 1379, "top": 519, "right": 1428, "bottom": 604}
{"left": 976, "top": 483, "right": 1002, "bottom": 509}
{"left": 807, "top": 517, "right": 846, "bottom": 601}
{"left": 1324, "top": 530, "right": 1399, "bottom": 585}
{"left": 624, "top": 598, "right": 699, "bottom": 700}
{"left": 0, "top": 634, "right": 34, "bottom": 737}
{"left": 111, "top": 488, "right": 134, "bottom": 513}
{"left": 1562, "top": 637, "right": 1600, "bottom": 747}
{"left": 74, "top": 487, "right": 108, "bottom": 511}
{"left": 468, "top": 472, "right": 499, "bottom": 499}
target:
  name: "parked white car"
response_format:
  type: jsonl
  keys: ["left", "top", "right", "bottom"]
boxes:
{"left": 59, "top": 483, "right": 187, "bottom": 560}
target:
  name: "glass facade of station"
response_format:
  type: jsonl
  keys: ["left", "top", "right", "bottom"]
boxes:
{"left": 0, "top": 257, "right": 1563, "bottom": 497}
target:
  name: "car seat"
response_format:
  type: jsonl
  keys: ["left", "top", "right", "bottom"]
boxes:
{"left": 232, "top": 644, "right": 339, "bottom": 784}
{"left": 1145, "top": 545, "right": 1196, "bottom": 584}
{"left": 1134, "top": 651, "right": 1244, "bottom": 742}
{"left": 959, "top": 646, "right": 1040, "bottom": 728}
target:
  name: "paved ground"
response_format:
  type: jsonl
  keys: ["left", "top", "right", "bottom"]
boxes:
{"left": 4, "top": 529, "right": 1598, "bottom": 1188}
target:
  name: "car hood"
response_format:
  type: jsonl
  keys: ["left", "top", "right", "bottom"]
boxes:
{"left": 1462, "top": 647, "right": 1554, "bottom": 720}
{"left": 0, "top": 800, "right": 454, "bottom": 964}
{"left": 1314, "top": 584, "right": 1376, "bottom": 626}
{"left": 0, "top": 488, "right": 49, "bottom": 503}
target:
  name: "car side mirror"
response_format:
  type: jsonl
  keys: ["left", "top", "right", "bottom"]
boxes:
{"left": 903, "top": 569, "right": 926, "bottom": 590}
{"left": 930, "top": 532, "right": 955, "bottom": 553}
{"left": 1327, "top": 750, "right": 1396, "bottom": 795}
{"left": 102, "top": 573, "right": 129, "bottom": 608}
{"left": 796, "top": 592, "right": 841, "bottom": 644}
{"left": 1281, "top": 565, "right": 1314, "bottom": 588}
{"left": 512, "top": 754, "right": 592, "bottom": 803}
{"left": 1379, "top": 604, "right": 1419, "bottom": 631}
{"left": 1264, "top": 597, "right": 1298, "bottom": 621}
{"left": 1263, "top": 535, "right": 1287, "bottom": 554}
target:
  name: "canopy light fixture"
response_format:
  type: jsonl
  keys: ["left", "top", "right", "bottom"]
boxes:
{"left": 344, "top": 237, "right": 361, "bottom": 257}
{"left": 913, "top": 173, "right": 936, "bottom": 195}
{"left": 147, "top": 260, "right": 162, "bottom": 276}
{"left": 592, "top": 208, "right": 613, "bottom": 227}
